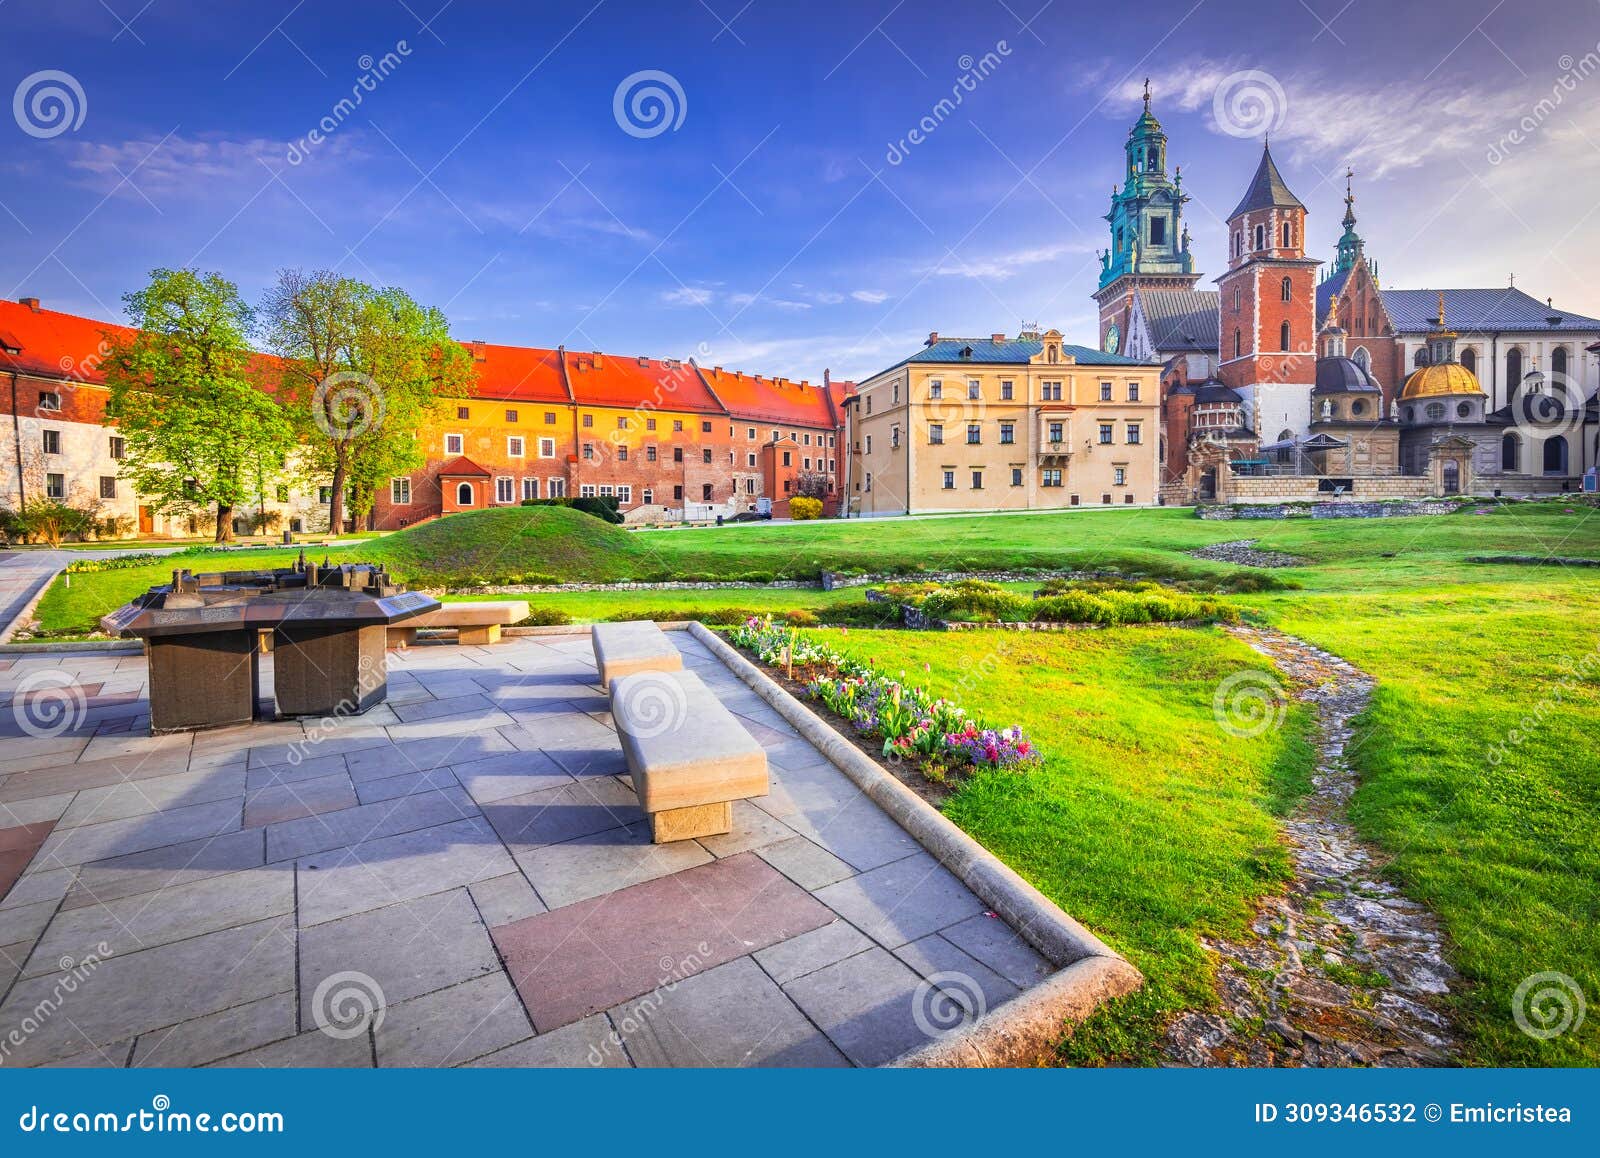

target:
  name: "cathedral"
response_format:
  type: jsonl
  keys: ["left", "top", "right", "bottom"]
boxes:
{"left": 1095, "top": 90, "right": 1600, "bottom": 503}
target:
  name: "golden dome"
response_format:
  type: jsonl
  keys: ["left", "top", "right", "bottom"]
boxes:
{"left": 1401, "top": 361, "right": 1483, "bottom": 399}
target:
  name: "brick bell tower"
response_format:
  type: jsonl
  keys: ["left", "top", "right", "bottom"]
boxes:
{"left": 1216, "top": 143, "right": 1321, "bottom": 442}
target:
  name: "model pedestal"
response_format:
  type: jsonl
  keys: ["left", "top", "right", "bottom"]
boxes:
{"left": 272, "top": 623, "right": 389, "bottom": 717}
{"left": 146, "top": 631, "right": 259, "bottom": 733}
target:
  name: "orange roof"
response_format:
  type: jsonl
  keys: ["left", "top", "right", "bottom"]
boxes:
{"left": 0, "top": 298, "right": 132, "bottom": 384}
{"left": 564, "top": 350, "right": 722, "bottom": 415}
{"left": 437, "top": 455, "right": 490, "bottom": 477}
{"left": 697, "top": 365, "right": 840, "bottom": 428}
{"left": 463, "top": 343, "right": 570, "bottom": 404}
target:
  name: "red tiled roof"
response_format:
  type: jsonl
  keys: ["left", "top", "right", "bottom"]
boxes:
{"left": 464, "top": 343, "right": 571, "bottom": 404}
{"left": 0, "top": 299, "right": 133, "bottom": 383}
{"left": 437, "top": 455, "right": 491, "bottom": 477}
{"left": 697, "top": 365, "right": 839, "bottom": 428}
{"left": 564, "top": 350, "right": 722, "bottom": 415}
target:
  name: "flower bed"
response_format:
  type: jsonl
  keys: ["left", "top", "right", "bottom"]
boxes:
{"left": 870, "top": 578, "right": 1237, "bottom": 627}
{"left": 727, "top": 616, "right": 1039, "bottom": 778}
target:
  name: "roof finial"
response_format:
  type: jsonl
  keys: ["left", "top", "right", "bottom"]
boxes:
{"left": 1142, "top": 76, "right": 1151, "bottom": 110}
{"left": 1328, "top": 294, "right": 1340, "bottom": 329}
{"left": 1437, "top": 290, "right": 1446, "bottom": 330}
{"left": 1509, "top": 271, "right": 1516, "bottom": 287}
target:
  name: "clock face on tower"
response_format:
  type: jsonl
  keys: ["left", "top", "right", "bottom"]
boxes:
{"left": 1103, "top": 323, "right": 1121, "bottom": 354}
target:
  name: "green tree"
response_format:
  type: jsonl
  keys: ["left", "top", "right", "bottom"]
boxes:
{"left": 102, "top": 269, "right": 296, "bottom": 542}
{"left": 260, "top": 270, "right": 475, "bottom": 533}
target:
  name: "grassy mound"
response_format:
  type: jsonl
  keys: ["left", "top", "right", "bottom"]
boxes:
{"left": 367, "top": 506, "right": 649, "bottom": 585}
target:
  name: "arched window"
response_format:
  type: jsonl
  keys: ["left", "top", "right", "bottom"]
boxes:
{"left": 1507, "top": 347, "right": 1524, "bottom": 393}
{"left": 1414, "top": 347, "right": 1428, "bottom": 368}
{"left": 1425, "top": 402, "right": 1446, "bottom": 421}
{"left": 1253, "top": 224, "right": 1265, "bottom": 250}
{"left": 1552, "top": 345, "right": 1569, "bottom": 387}
{"left": 1460, "top": 347, "right": 1476, "bottom": 374}
{"left": 1280, "top": 276, "right": 1292, "bottom": 302}
{"left": 456, "top": 482, "right": 474, "bottom": 506}
{"left": 1233, "top": 329, "right": 1242, "bottom": 358}
{"left": 1233, "top": 232, "right": 1242, "bottom": 258}
{"left": 1501, "top": 432, "right": 1520, "bottom": 471}
{"left": 1544, "top": 435, "right": 1569, "bottom": 475}
{"left": 1352, "top": 346, "right": 1371, "bottom": 370}
{"left": 1281, "top": 221, "right": 1292, "bottom": 247}
{"left": 1367, "top": 306, "right": 1378, "bottom": 335}
{"left": 1279, "top": 321, "right": 1291, "bottom": 351}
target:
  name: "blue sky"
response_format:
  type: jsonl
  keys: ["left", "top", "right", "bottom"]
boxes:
{"left": 5, "top": 0, "right": 1599, "bottom": 381}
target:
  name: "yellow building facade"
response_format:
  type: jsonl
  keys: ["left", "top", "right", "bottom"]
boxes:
{"left": 845, "top": 330, "right": 1162, "bottom": 515}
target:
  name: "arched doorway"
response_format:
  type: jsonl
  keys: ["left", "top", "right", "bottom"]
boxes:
{"left": 1501, "top": 432, "right": 1520, "bottom": 472}
{"left": 1460, "top": 347, "right": 1476, "bottom": 374}
{"left": 1543, "top": 435, "right": 1568, "bottom": 476}
{"left": 1507, "top": 347, "right": 1524, "bottom": 397}
{"left": 456, "top": 482, "right": 475, "bottom": 505}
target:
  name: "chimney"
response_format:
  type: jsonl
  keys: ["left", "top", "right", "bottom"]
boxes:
{"left": 637, "top": 355, "right": 649, "bottom": 366}
{"left": 592, "top": 353, "right": 603, "bottom": 368}
{"left": 991, "top": 333, "right": 1006, "bottom": 343}
{"left": 19, "top": 297, "right": 40, "bottom": 312}
{"left": 927, "top": 331, "right": 940, "bottom": 346}
{"left": 823, "top": 368, "right": 831, "bottom": 387}
{"left": 712, "top": 366, "right": 722, "bottom": 375}
{"left": 470, "top": 340, "right": 486, "bottom": 362}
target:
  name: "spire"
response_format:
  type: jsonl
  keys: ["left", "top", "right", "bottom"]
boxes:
{"left": 1142, "top": 76, "right": 1151, "bottom": 113}
{"left": 1321, "top": 294, "right": 1346, "bottom": 359}
{"left": 1229, "top": 142, "right": 1305, "bottom": 220}
{"left": 1334, "top": 166, "right": 1364, "bottom": 273}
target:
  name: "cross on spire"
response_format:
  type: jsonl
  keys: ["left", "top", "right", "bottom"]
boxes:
{"left": 1142, "top": 77, "right": 1151, "bottom": 110}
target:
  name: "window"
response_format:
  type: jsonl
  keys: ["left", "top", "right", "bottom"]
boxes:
{"left": 890, "top": 425, "right": 901, "bottom": 450}
{"left": 1000, "top": 380, "right": 1014, "bottom": 400}
{"left": 109, "top": 435, "right": 125, "bottom": 460}
{"left": 971, "top": 470, "right": 983, "bottom": 490}
{"left": 967, "top": 380, "right": 980, "bottom": 400}
{"left": 701, "top": 448, "right": 712, "bottom": 464}
{"left": 582, "top": 414, "right": 593, "bottom": 428}
{"left": 673, "top": 420, "right": 684, "bottom": 432}
{"left": 1048, "top": 421, "right": 1064, "bottom": 442}
{"left": 1502, "top": 433, "right": 1520, "bottom": 471}
{"left": 391, "top": 477, "right": 411, "bottom": 504}
{"left": 865, "top": 435, "right": 873, "bottom": 454}
{"left": 673, "top": 447, "right": 683, "bottom": 463}
{"left": 39, "top": 391, "right": 60, "bottom": 411}
{"left": 1102, "top": 493, "right": 1112, "bottom": 505}
{"left": 495, "top": 477, "right": 514, "bottom": 503}
{"left": 457, "top": 406, "right": 470, "bottom": 419}
{"left": 1233, "top": 287, "right": 1241, "bottom": 311}
{"left": 1280, "top": 321, "right": 1291, "bottom": 351}
{"left": 999, "top": 422, "right": 1014, "bottom": 444}
{"left": 505, "top": 409, "right": 518, "bottom": 423}
{"left": 647, "top": 418, "right": 657, "bottom": 431}
{"left": 673, "top": 485, "right": 683, "bottom": 501}
{"left": 642, "top": 488, "right": 654, "bottom": 504}
{"left": 782, "top": 450, "right": 793, "bottom": 466}
{"left": 522, "top": 477, "right": 538, "bottom": 501}
{"left": 544, "top": 412, "right": 557, "bottom": 424}
{"left": 444, "top": 433, "right": 463, "bottom": 455}
{"left": 892, "top": 383, "right": 900, "bottom": 404}
{"left": 701, "top": 421, "right": 712, "bottom": 433}
{"left": 803, "top": 457, "right": 812, "bottom": 470}
{"left": 1127, "top": 382, "right": 1140, "bottom": 401}
{"left": 701, "top": 483, "right": 713, "bottom": 501}
{"left": 929, "top": 423, "right": 944, "bottom": 444}
{"left": 746, "top": 427, "right": 756, "bottom": 440}
{"left": 1100, "top": 381, "right": 1113, "bottom": 401}
{"left": 966, "top": 424, "right": 981, "bottom": 444}
{"left": 747, "top": 452, "right": 756, "bottom": 466}
{"left": 1457, "top": 401, "right": 1473, "bottom": 419}
{"left": 1253, "top": 223, "right": 1265, "bottom": 250}
{"left": 1041, "top": 469, "right": 1062, "bottom": 487}
{"left": 318, "top": 486, "right": 333, "bottom": 503}
{"left": 616, "top": 417, "right": 629, "bottom": 430}
{"left": 1233, "top": 232, "right": 1242, "bottom": 258}
{"left": 46, "top": 473, "right": 65, "bottom": 499}
{"left": 456, "top": 482, "right": 474, "bottom": 505}
{"left": 583, "top": 443, "right": 595, "bottom": 460}
{"left": 1042, "top": 381, "right": 1061, "bottom": 401}
{"left": 1460, "top": 347, "right": 1476, "bottom": 374}
{"left": 538, "top": 438, "right": 556, "bottom": 458}
{"left": 1281, "top": 276, "right": 1292, "bottom": 302}
{"left": 507, "top": 436, "right": 524, "bottom": 457}
{"left": 803, "top": 433, "right": 812, "bottom": 446}
{"left": 1150, "top": 216, "right": 1165, "bottom": 246}
{"left": 930, "top": 380, "right": 946, "bottom": 399}
{"left": 1010, "top": 467, "right": 1023, "bottom": 487}
{"left": 745, "top": 479, "right": 756, "bottom": 495}
{"left": 1113, "top": 467, "right": 1127, "bottom": 486}
{"left": 617, "top": 486, "right": 631, "bottom": 504}
{"left": 1127, "top": 424, "right": 1141, "bottom": 444}
{"left": 865, "top": 472, "right": 873, "bottom": 492}
{"left": 276, "top": 485, "right": 289, "bottom": 502}
{"left": 1098, "top": 423, "right": 1114, "bottom": 444}
{"left": 1507, "top": 347, "right": 1523, "bottom": 390}
{"left": 1425, "top": 402, "right": 1446, "bottom": 421}
{"left": 98, "top": 476, "right": 116, "bottom": 499}
{"left": 42, "top": 429, "right": 61, "bottom": 454}
{"left": 548, "top": 478, "right": 566, "bottom": 498}
{"left": 617, "top": 447, "right": 628, "bottom": 462}
{"left": 1070, "top": 493, "right": 1080, "bottom": 506}
{"left": 1281, "top": 221, "right": 1292, "bottom": 248}
{"left": 599, "top": 485, "right": 614, "bottom": 497}
{"left": 580, "top": 484, "right": 596, "bottom": 498}
{"left": 942, "top": 470, "right": 955, "bottom": 490}
{"left": 1553, "top": 345, "right": 1569, "bottom": 384}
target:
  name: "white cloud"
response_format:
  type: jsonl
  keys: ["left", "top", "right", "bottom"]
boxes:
{"left": 930, "top": 241, "right": 1092, "bottom": 280}
{"left": 661, "top": 286, "right": 715, "bottom": 306}
{"left": 851, "top": 289, "right": 889, "bottom": 303}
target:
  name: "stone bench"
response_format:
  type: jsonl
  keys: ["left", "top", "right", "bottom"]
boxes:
{"left": 610, "top": 668, "right": 769, "bottom": 843}
{"left": 386, "top": 601, "right": 529, "bottom": 647}
{"left": 591, "top": 621, "right": 683, "bottom": 689}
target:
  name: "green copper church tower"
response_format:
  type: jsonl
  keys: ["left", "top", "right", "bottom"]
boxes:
{"left": 1093, "top": 81, "right": 1201, "bottom": 355}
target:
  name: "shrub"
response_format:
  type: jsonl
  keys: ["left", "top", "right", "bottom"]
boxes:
{"left": 606, "top": 606, "right": 760, "bottom": 625}
{"left": 519, "top": 496, "right": 623, "bottom": 524}
{"left": 816, "top": 601, "right": 902, "bottom": 628}
{"left": 66, "top": 552, "right": 171, "bottom": 574}
{"left": 514, "top": 606, "right": 572, "bottom": 626}
{"left": 788, "top": 496, "right": 823, "bottom": 520}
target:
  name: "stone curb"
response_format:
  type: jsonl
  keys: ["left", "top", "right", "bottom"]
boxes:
{"left": 687, "top": 620, "right": 1144, "bottom": 1066}
{"left": 0, "top": 561, "right": 66, "bottom": 646}
{"left": 0, "top": 640, "right": 143, "bottom": 654}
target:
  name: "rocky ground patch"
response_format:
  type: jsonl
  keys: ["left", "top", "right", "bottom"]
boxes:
{"left": 1188, "top": 540, "right": 1305, "bottom": 568}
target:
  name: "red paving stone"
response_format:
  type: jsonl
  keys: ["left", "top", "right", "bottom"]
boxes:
{"left": 492, "top": 851, "right": 835, "bottom": 1032}
{"left": 0, "top": 820, "right": 55, "bottom": 902}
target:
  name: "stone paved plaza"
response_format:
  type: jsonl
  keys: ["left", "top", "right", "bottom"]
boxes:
{"left": 0, "top": 629, "right": 1056, "bottom": 1067}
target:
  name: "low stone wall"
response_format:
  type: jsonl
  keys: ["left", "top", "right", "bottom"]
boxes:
{"left": 1221, "top": 475, "right": 1435, "bottom": 502}
{"left": 1198, "top": 499, "right": 1463, "bottom": 521}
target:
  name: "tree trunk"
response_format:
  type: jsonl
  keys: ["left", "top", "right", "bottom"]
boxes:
{"left": 328, "top": 459, "right": 347, "bottom": 536}
{"left": 215, "top": 503, "right": 234, "bottom": 542}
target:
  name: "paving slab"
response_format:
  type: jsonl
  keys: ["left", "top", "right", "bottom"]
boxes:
{"left": 0, "top": 864, "right": 76, "bottom": 911}
{"left": 754, "top": 835, "right": 857, "bottom": 891}
{"left": 355, "top": 766, "right": 459, "bottom": 804}
{"left": 466, "top": 872, "right": 546, "bottom": 927}
{"left": 344, "top": 732, "right": 516, "bottom": 779}
{"left": 481, "top": 775, "right": 642, "bottom": 851}
{"left": 753, "top": 919, "right": 876, "bottom": 986}
{"left": 450, "top": 749, "right": 573, "bottom": 804}
{"left": 243, "top": 772, "right": 358, "bottom": 828}
{"left": 697, "top": 800, "right": 797, "bottom": 858}
{"left": 0, "top": 897, "right": 55, "bottom": 952}
{"left": 65, "top": 827, "right": 266, "bottom": 911}
{"left": 243, "top": 754, "right": 350, "bottom": 790}
{"left": 32, "top": 796, "right": 243, "bottom": 869}
{"left": 515, "top": 820, "right": 712, "bottom": 909}
{"left": 492, "top": 852, "right": 834, "bottom": 1033}
{"left": 212, "top": 1028, "right": 372, "bottom": 1067}
{"left": 813, "top": 851, "right": 988, "bottom": 948}
{"left": 375, "top": 971, "right": 532, "bottom": 1067}
{"left": 57, "top": 765, "right": 247, "bottom": 830}
{"left": 264, "top": 785, "right": 478, "bottom": 862}
{"left": 131, "top": 991, "right": 297, "bottom": 1067}
{"left": 781, "top": 946, "right": 933, "bottom": 1067}
{"left": 464, "top": 1014, "right": 626, "bottom": 1068}
{"left": 939, "top": 911, "right": 1056, "bottom": 989}
{"left": 893, "top": 933, "right": 1021, "bottom": 1017}
{"left": 613, "top": 956, "right": 848, "bottom": 1068}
